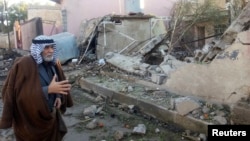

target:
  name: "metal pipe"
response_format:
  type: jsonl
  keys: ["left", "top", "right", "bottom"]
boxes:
{"left": 119, "top": 40, "right": 136, "bottom": 54}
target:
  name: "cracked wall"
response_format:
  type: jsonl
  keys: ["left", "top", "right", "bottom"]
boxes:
{"left": 164, "top": 30, "right": 250, "bottom": 104}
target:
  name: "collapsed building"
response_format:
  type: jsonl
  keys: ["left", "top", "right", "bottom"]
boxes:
{"left": 77, "top": 14, "right": 176, "bottom": 83}
{"left": 1, "top": 1, "right": 250, "bottom": 137}
{"left": 78, "top": 4, "right": 250, "bottom": 103}
{"left": 76, "top": 2, "right": 250, "bottom": 128}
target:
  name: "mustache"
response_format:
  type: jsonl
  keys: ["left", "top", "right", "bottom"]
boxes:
{"left": 45, "top": 53, "right": 53, "bottom": 56}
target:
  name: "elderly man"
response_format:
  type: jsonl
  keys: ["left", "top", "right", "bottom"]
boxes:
{"left": 0, "top": 35, "right": 73, "bottom": 141}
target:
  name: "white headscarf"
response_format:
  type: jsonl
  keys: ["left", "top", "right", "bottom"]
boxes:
{"left": 30, "top": 35, "right": 57, "bottom": 64}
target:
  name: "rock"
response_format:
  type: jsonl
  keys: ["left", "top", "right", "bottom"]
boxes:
{"left": 83, "top": 105, "right": 97, "bottom": 117}
{"left": 155, "top": 128, "right": 160, "bottom": 133}
{"left": 86, "top": 119, "right": 98, "bottom": 129}
{"left": 94, "top": 95, "right": 104, "bottom": 103}
{"left": 202, "top": 106, "right": 210, "bottom": 114}
{"left": 199, "top": 133, "right": 207, "bottom": 141}
{"left": 127, "top": 86, "right": 134, "bottom": 92}
{"left": 0, "top": 128, "right": 15, "bottom": 141}
{"left": 175, "top": 97, "right": 201, "bottom": 116}
{"left": 133, "top": 124, "right": 146, "bottom": 134}
{"left": 114, "top": 130, "right": 124, "bottom": 141}
{"left": 213, "top": 116, "right": 227, "bottom": 124}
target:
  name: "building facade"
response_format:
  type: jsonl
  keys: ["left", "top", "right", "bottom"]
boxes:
{"left": 53, "top": 0, "right": 177, "bottom": 36}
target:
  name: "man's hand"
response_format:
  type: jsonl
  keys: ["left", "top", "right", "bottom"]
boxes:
{"left": 48, "top": 75, "right": 71, "bottom": 95}
{"left": 54, "top": 98, "right": 62, "bottom": 109}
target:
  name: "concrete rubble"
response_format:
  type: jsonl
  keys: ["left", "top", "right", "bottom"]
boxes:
{"left": 132, "top": 124, "right": 146, "bottom": 134}
{"left": 1, "top": 3, "right": 250, "bottom": 140}
{"left": 74, "top": 4, "right": 250, "bottom": 136}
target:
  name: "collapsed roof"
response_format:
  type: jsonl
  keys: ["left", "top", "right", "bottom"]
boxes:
{"left": 77, "top": 2, "right": 250, "bottom": 105}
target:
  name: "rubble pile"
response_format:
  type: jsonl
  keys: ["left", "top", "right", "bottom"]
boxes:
{"left": 78, "top": 71, "right": 231, "bottom": 125}
{"left": 0, "top": 49, "right": 23, "bottom": 82}
{"left": 1, "top": 3, "right": 250, "bottom": 140}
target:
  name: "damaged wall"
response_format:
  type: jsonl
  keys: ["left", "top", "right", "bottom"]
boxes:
{"left": 96, "top": 15, "right": 167, "bottom": 59}
{"left": 16, "top": 18, "right": 43, "bottom": 50}
{"left": 28, "top": 5, "right": 63, "bottom": 35}
{"left": 97, "top": 1, "right": 250, "bottom": 106}
{"left": 14, "top": 5, "right": 63, "bottom": 50}
{"left": 164, "top": 30, "right": 250, "bottom": 104}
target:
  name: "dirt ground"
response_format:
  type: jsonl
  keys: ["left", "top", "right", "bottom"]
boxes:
{"left": 0, "top": 49, "right": 196, "bottom": 141}
{"left": 63, "top": 86, "right": 187, "bottom": 141}
{"left": 0, "top": 86, "right": 187, "bottom": 141}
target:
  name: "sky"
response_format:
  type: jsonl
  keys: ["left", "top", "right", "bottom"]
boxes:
{"left": 7, "top": 0, "right": 55, "bottom": 7}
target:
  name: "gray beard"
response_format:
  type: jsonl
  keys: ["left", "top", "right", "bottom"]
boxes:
{"left": 43, "top": 56, "right": 54, "bottom": 62}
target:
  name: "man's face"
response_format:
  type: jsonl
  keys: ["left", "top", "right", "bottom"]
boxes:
{"left": 41, "top": 45, "right": 54, "bottom": 62}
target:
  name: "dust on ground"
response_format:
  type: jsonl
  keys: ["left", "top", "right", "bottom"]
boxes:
{"left": 0, "top": 86, "right": 187, "bottom": 141}
{"left": 63, "top": 86, "right": 186, "bottom": 141}
{"left": 0, "top": 49, "right": 190, "bottom": 141}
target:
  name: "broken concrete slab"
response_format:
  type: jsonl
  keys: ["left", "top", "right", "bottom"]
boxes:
{"left": 217, "top": 2, "right": 250, "bottom": 50}
{"left": 202, "top": 2, "right": 250, "bottom": 63}
{"left": 175, "top": 97, "right": 201, "bottom": 116}
{"left": 78, "top": 76, "right": 211, "bottom": 135}
{"left": 139, "top": 63, "right": 150, "bottom": 71}
{"left": 77, "top": 17, "right": 103, "bottom": 46}
{"left": 138, "top": 34, "right": 165, "bottom": 55}
{"left": 164, "top": 30, "right": 250, "bottom": 105}
{"left": 102, "top": 53, "right": 186, "bottom": 83}
{"left": 94, "top": 15, "right": 167, "bottom": 59}
{"left": 159, "top": 64, "right": 174, "bottom": 75}
{"left": 151, "top": 73, "right": 167, "bottom": 85}
{"left": 105, "top": 52, "right": 142, "bottom": 73}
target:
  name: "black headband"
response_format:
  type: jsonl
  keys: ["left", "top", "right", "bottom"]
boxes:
{"left": 32, "top": 39, "right": 55, "bottom": 44}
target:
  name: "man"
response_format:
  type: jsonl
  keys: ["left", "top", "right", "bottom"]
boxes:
{"left": 0, "top": 35, "right": 73, "bottom": 141}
